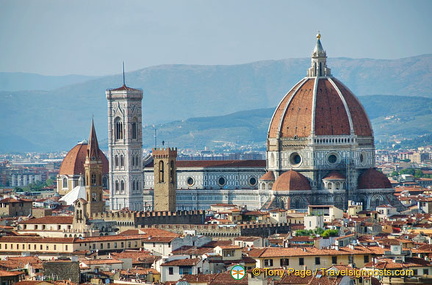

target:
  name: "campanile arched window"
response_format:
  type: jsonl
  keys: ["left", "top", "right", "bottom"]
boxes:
{"left": 131, "top": 117, "right": 138, "bottom": 140}
{"left": 114, "top": 117, "right": 123, "bottom": 140}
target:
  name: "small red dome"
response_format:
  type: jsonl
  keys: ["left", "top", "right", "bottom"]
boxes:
{"left": 272, "top": 170, "right": 311, "bottom": 191}
{"left": 59, "top": 142, "right": 108, "bottom": 176}
{"left": 323, "top": 171, "right": 346, "bottom": 180}
{"left": 259, "top": 171, "right": 275, "bottom": 181}
{"left": 358, "top": 168, "right": 392, "bottom": 189}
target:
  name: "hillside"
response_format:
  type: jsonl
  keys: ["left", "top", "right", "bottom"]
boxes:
{"left": 0, "top": 55, "right": 431, "bottom": 152}
{"left": 0, "top": 72, "right": 97, "bottom": 91}
{"left": 142, "top": 95, "right": 432, "bottom": 151}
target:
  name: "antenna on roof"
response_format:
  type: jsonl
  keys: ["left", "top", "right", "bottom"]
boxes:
{"left": 122, "top": 61, "right": 126, "bottom": 86}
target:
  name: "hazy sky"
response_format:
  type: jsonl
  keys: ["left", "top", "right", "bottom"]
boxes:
{"left": 1, "top": 0, "right": 431, "bottom": 76}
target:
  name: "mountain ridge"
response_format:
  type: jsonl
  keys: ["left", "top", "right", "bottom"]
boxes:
{"left": 1, "top": 55, "right": 431, "bottom": 152}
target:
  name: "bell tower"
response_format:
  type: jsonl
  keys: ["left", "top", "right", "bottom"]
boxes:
{"left": 84, "top": 120, "right": 105, "bottom": 215}
{"left": 153, "top": 148, "right": 177, "bottom": 212}
{"left": 106, "top": 78, "right": 144, "bottom": 211}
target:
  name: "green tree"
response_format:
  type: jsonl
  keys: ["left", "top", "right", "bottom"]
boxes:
{"left": 45, "top": 178, "right": 54, "bottom": 186}
{"left": 414, "top": 169, "right": 424, "bottom": 178}
{"left": 14, "top": 187, "right": 24, "bottom": 192}
{"left": 400, "top": 168, "right": 415, "bottom": 175}
{"left": 321, "top": 229, "right": 339, "bottom": 238}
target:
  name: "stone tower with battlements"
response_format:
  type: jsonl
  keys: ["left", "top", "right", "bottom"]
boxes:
{"left": 106, "top": 84, "right": 144, "bottom": 211}
{"left": 153, "top": 148, "right": 177, "bottom": 212}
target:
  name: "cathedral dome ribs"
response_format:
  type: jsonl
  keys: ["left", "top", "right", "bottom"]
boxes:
{"left": 267, "top": 34, "right": 373, "bottom": 142}
{"left": 264, "top": 34, "right": 384, "bottom": 210}
{"left": 267, "top": 76, "right": 372, "bottom": 141}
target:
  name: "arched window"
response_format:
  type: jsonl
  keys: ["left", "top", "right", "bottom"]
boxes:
{"left": 120, "top": 155, "right": 124, "bottom": 167}
{"left": 62, "top": 177, "right": 67, "bottom": 188}
{"left": 132, "top": 181, "right": 136, "bottom": 191}
{"left": 131, "top": 118, "right": 138, "bottom": 140}
{"left": 159, "top": 161, "right": 164, "bottom": 183}
{"left": 115, "top": 180, "right": 119, "bottom": 191}
{"left": 91, "top": 174, "right": 97, "bottom": 185}
{"left": 114, "top": 117, "right": 123, "bottom": 140}
{"left": 115, "top": 155, "right": 119, "bottom": 167}
{"left": 121, "top": 180, "right": 125, "bottom": 191}
{"left": 170, "top": 160, "right": 175, "bottom": 183}
{"left": 375, "top": 199, "right": 380, "bottom": 207}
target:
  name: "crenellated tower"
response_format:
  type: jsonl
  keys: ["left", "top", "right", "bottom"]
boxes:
{"left": 106, "top": 81, "right": 144, "bottom": 211}
{"left": 153, "top": 148, "right": 177, "bottom": 212}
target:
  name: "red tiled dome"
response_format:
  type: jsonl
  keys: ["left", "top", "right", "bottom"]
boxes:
{"left": 272, "top": 170, "right": 311, "bottom": 191}
{"left": 358, "top": 168, "right": 392, "bottom": 189}
{"left": 59, "top": 142, "right": 108, "bottom": 176}
{"left": 268, "top": 35, "right": 372, "bottom": 140}
{"left": 268, "top": 77, "right": 372, "bottom": 139}
{"left": 323, "top": 171, "right": 346, "bottom": 180}
{"left": 259, "top": 171, "right": 275, "bottom": 181}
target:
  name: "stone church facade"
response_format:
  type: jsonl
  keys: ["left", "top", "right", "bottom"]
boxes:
{"left": 56, "top": 34, "right": 398, "bottom": 212}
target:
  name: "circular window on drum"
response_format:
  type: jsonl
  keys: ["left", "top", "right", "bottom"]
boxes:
{"left": 248, "top": 176, "right": 257, "bottom": 186}
{"left": 187, "top": 177, "right": 194, "bottom": 186}
{"left": 218, "top": 176, "right": 227, "bottom": 186}
{"left": 289, "top": 152, "right": 302, "bottom": 166}
{"left": 327, "top": 153, "right": 339, "bottom": 164}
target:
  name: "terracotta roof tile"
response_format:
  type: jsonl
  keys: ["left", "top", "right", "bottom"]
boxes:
{"left": 59, "top": 143, "right": 108, "bottom": 176}
{"left": 332, "top": 79, "right": 372, "bottom": 137}
{"left": 118, "top": 228, "right": 179, "bottom": 238}
{"left": 272, "top": 170, "right": 311, "bottom": 191}
{"left": 19, "top": 216, "right": 73, "bottom": 225}
{"left": 315, "top": 79, "right": 351, "bottom": 135}
{"left": 323, "top": 171, "right": 346, "bottom": 180}
{"left": 161, "top": 258, "right": 200, "bottom": 266}
{"left": 279, "top": 79, "right": 314, "bottom": 138}
{"left": 209, "top": 271, "right": 248, "bottom": 285}
{"left": 109, "top": 85, "right": 141, "bottom": 92}
{"left": 0, "top": 236, "right": 75, "bottom": 243}
{"left": 268, "top": 77, "right": 372, "bottom": 139}
{"left": 249, "top": 246, "right": 385, "bottom": 258}
{"left": 259, "top": 171, "right": 275, "bottom": 181}
{"left": 358, "top": 168, "right": 392, "bottom": 189}
{"left": 80, "top": 259, "right": 123, "bottom": 265}
{"left": 0, "top": 269, "right": 25, "bottom": 277}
